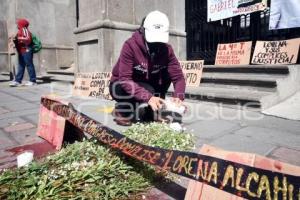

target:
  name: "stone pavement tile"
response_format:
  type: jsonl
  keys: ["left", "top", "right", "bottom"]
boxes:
{"left": 0, "top": 106, "right": 10, "bottom": 115}
{"left": 24, "top": 114, "right": 39, "bottom": 125}
{"left": 184, "top": 101, "right": 263, "bottom": 122}
{"left": 4, "top": 102, "right": 38, "bottom": 112}
{"left": 0, "top": 93, "right": 21, "bottom": 102}
{"left": 146, "top": 178, "right": 187, "bottom": 200}
{"left": 238, "top": 115, "right": 300, "bottom": 135}
{"left": 0, "top": 109, "right": 39, "bottom": 120}
{"left": 4, "top": 122, "right": 36, "bottom": 133}
{"left": 0, "top": 150, "right": 16, "bottom": 167}
{"left": 183, "top": 101, "right": 222, "bottom": 122}
{"left": 0, "top": 117, "right": 26, "bottom": 128}
{"left": 0, "top": 130, "right": 18, "bottom": 150}
{"left": 234, "top": 126, "right": 300, "bottom": 150}
{"left": 210, "top": 134, "right": 276, "bottom": 155}
{"left": 17, "top": 95, "right": 42, "bottom": 102}
{"left": 0, "top": 153, "right": 17, "bottom": 170}
{"left": 0, "top": 88, "right": 20, "bottom": 100}
{"left": 185, "top": 119, "right": 241, "bottom": 140}
{"left": 0, "top": 99, "right": 29, "bottom": 107}
{"left": 9, "top": 128, "right": 43, "bottom": 146}
{"left": 0, "top": 150, "right": 15, "bottom": 160}
{"left": 193, "top": 137, "right": 211, "bottom": 151}
{"left": 269, "top": 147, "right": 300, "bottom": 166}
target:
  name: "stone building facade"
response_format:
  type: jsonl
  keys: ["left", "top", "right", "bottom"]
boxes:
{"left": 74, "top": 0, "right": 186, "bottom": 73}
{"left": 0, "top": 0, "right": 75, "bottom": 75}
{"left": 0, "top": 0, "right": 186, "bottom": 75}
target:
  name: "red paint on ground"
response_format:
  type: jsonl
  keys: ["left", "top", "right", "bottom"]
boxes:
{"left": 6, "top": 140, "right": 57, "bottom": 158}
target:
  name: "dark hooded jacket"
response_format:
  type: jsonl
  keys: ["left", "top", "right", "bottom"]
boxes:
{"left": 110, "top": 30, "right": 186, "bottom": 102}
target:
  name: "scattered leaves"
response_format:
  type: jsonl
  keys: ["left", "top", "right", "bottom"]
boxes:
{"left": 0, "top": 122, "right": 194, "bottom": 199}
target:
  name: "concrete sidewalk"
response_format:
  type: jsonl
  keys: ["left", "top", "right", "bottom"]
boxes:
{"left": 0, "top": 78, "right": 72, "bottom": 169}
{"left": 0, "top": 77, "right": 300, "bottom": 199}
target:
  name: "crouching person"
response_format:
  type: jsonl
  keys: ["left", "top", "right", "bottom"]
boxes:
{"left": 109, "top": 11, "right": 186, "bottom": 126}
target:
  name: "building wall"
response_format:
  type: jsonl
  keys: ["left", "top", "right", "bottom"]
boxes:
{"left": 74, "top": 0, "right": 186, "bottom": 73}
{"left": 0, "top": 0, "right": 76, "bottom": 75}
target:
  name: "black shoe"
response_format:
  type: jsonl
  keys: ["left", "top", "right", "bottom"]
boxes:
{"left": 112, "top": 109, "right": 132, "bottom": 126}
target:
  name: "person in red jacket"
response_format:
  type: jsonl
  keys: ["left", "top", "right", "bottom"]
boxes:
{"left": 109, "top": 11, "right": 186, "bottom": 126}
{"left": 9, "top": 18, "right": 37, "bottom": 87}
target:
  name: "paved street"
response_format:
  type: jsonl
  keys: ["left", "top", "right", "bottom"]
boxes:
{"left": 0, "top": 76, "right": 300, "bottom": 199}
{"left": 0, "top": 77, "right": 72, "bottom": 169}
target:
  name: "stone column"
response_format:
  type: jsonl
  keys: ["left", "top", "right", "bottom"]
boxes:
{"left": 74, "top": 0, "right": 186, "bottom": 73}
{"left": 0, "top": 0, "right": 76, "bottom": 75}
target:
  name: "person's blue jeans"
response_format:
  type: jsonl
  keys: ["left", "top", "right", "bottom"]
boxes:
{"left": 15, "top": 48, "right": 36, "bottom": 83}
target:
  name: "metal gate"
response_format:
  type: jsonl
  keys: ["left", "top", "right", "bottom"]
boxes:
{"left": 186, "top": 0, "right": 300, "bottom": 64}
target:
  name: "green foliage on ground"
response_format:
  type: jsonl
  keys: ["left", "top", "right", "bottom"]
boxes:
{"left": 0, "top": 122, "right": 194, "bottom": 199}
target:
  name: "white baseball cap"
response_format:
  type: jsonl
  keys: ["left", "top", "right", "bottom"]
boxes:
{"left": 143, "top": 11, "right": 169, "bottom": 43}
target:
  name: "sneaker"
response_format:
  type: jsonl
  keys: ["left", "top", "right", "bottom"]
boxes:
{"left": 24, "top": 81, "right": 37, "bottom": 86}
{"left": 9, "top": 81, "right": 21, "bottom": 87}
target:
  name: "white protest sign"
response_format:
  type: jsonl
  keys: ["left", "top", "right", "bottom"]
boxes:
{"left": 180, "top": 60, "right": 204, "bottom": 87}
{"left": 72, "top": 72, "right": 112, "bottom": 99}
{"left": 252, "top": 39, "right": 300, "bottom": 65}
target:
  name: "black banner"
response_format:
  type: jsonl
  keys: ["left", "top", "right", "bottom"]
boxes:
{"left": 41, "top": 97, "right": 300, "bottom": 200}
{"left": 238, "top": 0, "right": 263, "bottom": 8}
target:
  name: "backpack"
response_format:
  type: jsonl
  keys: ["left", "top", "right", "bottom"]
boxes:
{"left": 31, "top": 33, "right": 42, "bottom": 53}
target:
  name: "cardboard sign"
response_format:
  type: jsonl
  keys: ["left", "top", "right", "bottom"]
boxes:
{"left": 72, "top": 72, "right": 112, "bottom": 99}
{"left": 180, "top": 60, "right": 204, "bottom": 87}
{"left": 252, "top": 39, "right": 300, "bottom": 65}
{"left": 215, "top": 42, "right": 252, "bottom": 66}
{"left": 36, "top": 96, "right": 67, "bottom": 150}
{"left": 185, "top": 145, "right": 300, "bottom": 200}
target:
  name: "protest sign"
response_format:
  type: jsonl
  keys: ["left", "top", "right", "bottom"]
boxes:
{"left": 252, "top": 39, "right": 300, "bottom": 65}
{"left": 185, "top": 145, "right": 300, "bottom": 200}
{"left": 215, "top": 41, "right": 252, "bottom": 66}
{"left": 180, "top": 60, "right": 204, "bottom": 87}
{"left": 208, "top": 0, "right": 267, "bottom": 22}
{"left": 40, "top": 96, "right": 300, "bottom": 200}
{"left": 36, "top": 96, "right": 67, "bottom": 150}
{"left": 72, "top": 72, "right": 112, "bottom": 99}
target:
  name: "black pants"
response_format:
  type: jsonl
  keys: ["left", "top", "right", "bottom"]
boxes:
{"left": 109, "top": 81, "right": 170, "bottom": 121}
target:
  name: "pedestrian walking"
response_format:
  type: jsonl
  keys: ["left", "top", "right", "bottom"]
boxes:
{"left": 9, "top": 18, "right": 37, "bottom": 87}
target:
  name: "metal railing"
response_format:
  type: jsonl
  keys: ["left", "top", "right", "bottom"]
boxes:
{"left": 186, "top": 0, "right": 300, "bottom": 64}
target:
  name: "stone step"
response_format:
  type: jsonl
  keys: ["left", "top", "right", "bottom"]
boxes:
{"left": 203, "top": 65, "right": 290, "bottom": 75}
{"left": 199, "top": 83, "right": 276, "bottom": 93}
{"left": 47, "top": 74, "right": 74, "bottom": 83}
{"left": 1, "top": 72, "right": 52, "bottom": 82}
{"left": 47, "top": 70, "right": 74, "bottom": 76}
{"left": 182, "top": 86, "right": 274, "bottom": 109}
{"left": 201, "top": 73, "right": 287, "bottom": 88}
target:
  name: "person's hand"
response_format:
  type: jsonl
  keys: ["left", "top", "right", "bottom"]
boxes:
{"left": 171, "top": 97, "right": 183, "bottom": 107}
{"left": 148, "top": 96, "right": 165, "bottom": 111}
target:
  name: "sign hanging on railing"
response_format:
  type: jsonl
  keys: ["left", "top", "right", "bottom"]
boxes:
{"left": 215, "top": 41, "right": 252, "bottom": 66}
{"left": 251, "top": 38, "right": 300, "bottom": 65}
{"left": 207, "top": 0, "right": 267, "bottom": 22}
